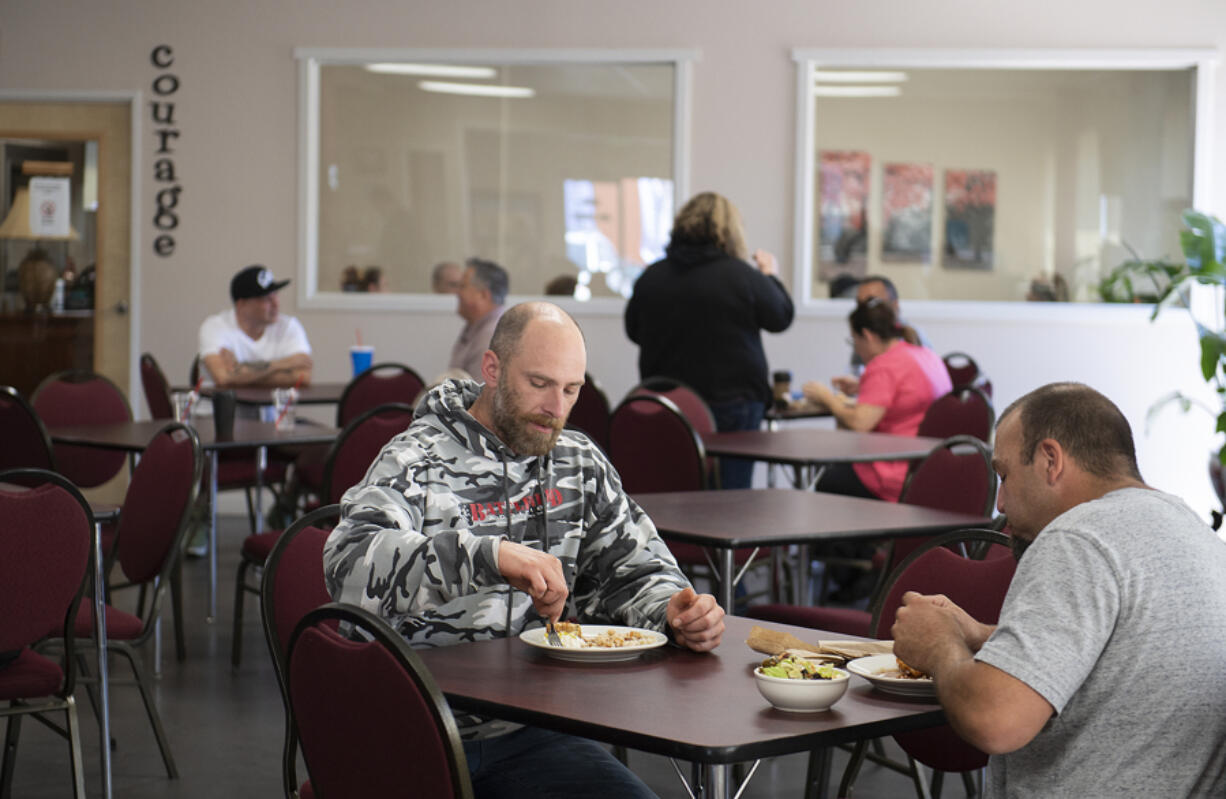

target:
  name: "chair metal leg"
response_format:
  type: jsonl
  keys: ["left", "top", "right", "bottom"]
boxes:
{"left": 65, "top": 698, "right": 86, "bottom": 799}
{"left": 961, "top": 769, "right": 979, "bottom": 797}
{"left": 116, "top": 643, "right": 178, "bottom": 778}
{"left": 232, "top": 557, "right": 252, "bottom": 669}
{"left": 930, "top": 769, "right": 944, "bottom": 798}
{"left": 836, "top": 739, "right": 869, "bottom": 797}
{"left": 243, "top": 487, "right": 257, "bottom": 534}
{"left": 1, "top": 713, "right": 22, "bottom": 798}
{"left": 75, "top": 654, "right": 102, "bottom": 723}
{"left": 171, "top": 562, "right": 187, "bottom": 662}
{"left": 906, "top": 756, "right": 934, "bottom": 799}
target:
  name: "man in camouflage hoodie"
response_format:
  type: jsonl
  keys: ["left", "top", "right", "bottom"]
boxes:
{"left": 325, "top": 301, "right": 725, "bottom": 798}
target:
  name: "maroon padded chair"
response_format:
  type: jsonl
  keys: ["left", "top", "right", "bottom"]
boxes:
{"left": 627, "top": 377, "right": 720, "bottom": 487}
{"left": 32, "top": 370, "right": 131, "bottom": 488}
{"left": 0, "top": 385, "right": 57, "bottom": 474}
{"left": 67, "top": 423, "right": 202, "bottom": 778}
{"left": 139, "top": 352, "right": 176, "bottom": 420}
{"left": 293, "top": 363, "right": 426, "bottom": 499}
{"left": 259, "top": 503, "right": 340, "bottom": 799}
{"left": 942, "top": 351, "right": 992, "bottom": 398}
{"left": 287, "top": 603, "right": 474, "bottom": 799}
{"left": 747, "top": 436, "right": 997, "bottom": 637}
{"left": 565, "top": 373, "right": 611, "bottom": 453}
{"left": 832, "top": 528, "right": 1017, "bottom": 799}
{"left": 918, "top": 386, "right": 995, "bottom": 445}
{"left": 607, "top": 395, "right": 755, "bottom": 595}
{"left": 0, "top": 469, "right": 93, "bottom": 798}
{"left": 232, "top": 403, "right": 414, "bottom": 667}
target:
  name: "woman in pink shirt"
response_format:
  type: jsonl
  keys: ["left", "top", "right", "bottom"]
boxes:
{"left": 803, "top": 298, "right": 952, "bottom": 502}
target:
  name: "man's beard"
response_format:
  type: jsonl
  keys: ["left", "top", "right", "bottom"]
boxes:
{"left": 490, "top": 380, "right": 565, "bottom": 456}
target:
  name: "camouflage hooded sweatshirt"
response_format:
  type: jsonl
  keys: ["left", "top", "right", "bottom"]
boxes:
{"left": 323, "top": 379, "right": 692, "bottom": 738}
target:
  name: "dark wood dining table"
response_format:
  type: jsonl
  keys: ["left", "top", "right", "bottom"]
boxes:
{"left": 49, "top": 418, "right": 339, "bottom": 618}
{"left": 633, "top": 489, "right": 992, "bottom": 611}
{"left": 196, "top": 381, "right": 348, "bottom": 407}
{"left": 416, "top": 614, "right": 944, "bottom": 799}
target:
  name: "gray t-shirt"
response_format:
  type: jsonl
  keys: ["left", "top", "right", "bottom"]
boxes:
{"left": 976, "top": 487, "right": 1226, "bottom": 797}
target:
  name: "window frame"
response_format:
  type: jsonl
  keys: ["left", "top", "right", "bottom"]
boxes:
{"left": 789, "top": 47, "right": 1219, "bottom": 319}
{"left": 293, "top": 47, "right": 697, "bottom": 312}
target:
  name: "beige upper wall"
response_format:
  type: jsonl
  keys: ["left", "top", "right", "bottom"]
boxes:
{"left": 0, "top": 3, "right": 1223, "bottom": 452}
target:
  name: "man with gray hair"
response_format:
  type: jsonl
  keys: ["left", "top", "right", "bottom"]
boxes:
{"left": 449, "top": 257, "right": 509, "bottom": 379}
{"left": 892, "top": 382, "right": 1226, "bottom": 795}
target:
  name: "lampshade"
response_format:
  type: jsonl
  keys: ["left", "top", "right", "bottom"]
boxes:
{"left": 0, "top": 187, "right": 80, "bottom": 241}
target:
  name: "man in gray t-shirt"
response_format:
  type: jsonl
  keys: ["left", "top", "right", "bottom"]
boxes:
{"left": 892, "top": 382, "right": 1226, "bottom": 797}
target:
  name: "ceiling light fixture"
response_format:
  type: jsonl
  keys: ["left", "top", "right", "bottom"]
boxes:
{"left": 813, "top": 85, "right": 902, "bottom": 98}
{"left": 366, "top": 63, "right": 497, "bottom": 79}
{"left": 814, "top": 70, "right": 909, "bottom": 83}
{"left": 418, "top": 80, "right": 535, "bottom": 98}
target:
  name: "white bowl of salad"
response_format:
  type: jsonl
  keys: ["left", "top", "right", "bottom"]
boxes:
{"left": 753, "top": 654, "right": 850, "bottom": 712}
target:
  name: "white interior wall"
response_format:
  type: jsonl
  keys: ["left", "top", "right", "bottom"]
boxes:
{"left": 1, "top": 0, "right": 1223, "bottom": 519}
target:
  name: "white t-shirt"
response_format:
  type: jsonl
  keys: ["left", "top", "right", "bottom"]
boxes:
{"left": 197, "top": 309, "right": 312, "bottom": 385}
{"left": 976, "top": 487, "right": 1226, "bottom": 797}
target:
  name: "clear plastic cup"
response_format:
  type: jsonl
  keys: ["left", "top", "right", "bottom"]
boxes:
{"left": 273, "top": 387, "right": 298, "bottom": 431}
{"left": 172, "top": 391, "right": 196, "bottom": 423}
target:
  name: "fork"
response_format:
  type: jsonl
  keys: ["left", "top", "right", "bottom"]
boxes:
{"left": 545, "top": 619, "right": 563, "bottom": 647}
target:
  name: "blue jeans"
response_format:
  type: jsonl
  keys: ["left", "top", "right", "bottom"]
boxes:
{"left": 463, "top": 726, "right": 657, "bottom": 799}
{"left": 708, "top": 399, "right": 766, "bottom": 489}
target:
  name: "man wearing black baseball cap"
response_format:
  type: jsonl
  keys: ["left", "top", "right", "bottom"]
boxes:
{"left": 198, "top": 265, "right": 313, "bottom": 388}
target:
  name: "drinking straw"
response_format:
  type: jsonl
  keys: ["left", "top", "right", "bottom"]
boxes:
{"left": 183, "top": 377, "right": 204, "bottom": 418}
{"left": 355, "top": 328, "right": 362, "bottom": 347}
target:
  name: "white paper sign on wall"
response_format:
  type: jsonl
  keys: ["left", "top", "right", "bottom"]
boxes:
{"left": 28, "top": 177, "right": 71, "bottom": 238}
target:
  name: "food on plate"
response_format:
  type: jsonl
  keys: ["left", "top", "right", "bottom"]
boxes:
{"left": 546, "top": 623, "right": 651, "bottom": 649}
{"left": 759, "top": 654, "right": 840, "bottom": 681}
{"left": 893, "top": 657, "right": 930, "bottom": 680}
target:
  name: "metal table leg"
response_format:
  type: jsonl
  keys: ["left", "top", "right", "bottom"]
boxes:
{"left": 208, "top": 450, "right": 218, "bottom": 621}
{"left": 255, "top": 445, "right": 266, "bottom": 534}
{"left": 92, "top": 520, "right": 112, "bottom": 799}
{"left": 718, "top": 548, "right": 736, "bottom": 615}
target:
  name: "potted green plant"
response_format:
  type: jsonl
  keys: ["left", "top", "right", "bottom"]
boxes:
{"left": 1101, "top": 210, "right": 1226, "bottom": 520}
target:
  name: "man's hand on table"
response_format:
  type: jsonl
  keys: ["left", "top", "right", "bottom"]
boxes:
{"left": 667, "top": 587, "right": 725, "bottom": 652}
{"left": 498, "top": 541, "right": 569, "bottom": 621}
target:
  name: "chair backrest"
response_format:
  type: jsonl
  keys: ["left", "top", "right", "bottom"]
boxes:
{"left": 32, "top": 369, "right": 132, "bottom": 488}
{"left": 627, "top": 376, "right": 717, "bottom": 436}
{"left": 260, "top": 503, "right": 341, "bottom": 797}
{"left": 607, "top": 394, "right": 706, "bottom": 494}
{"left": 889, "top": 435, "right": 997, "bottom": 570}
{"left": 0, "top": 468, "right": 93, "bottom": 695}
{"left": 917, "top": 386, "right": 995, "bottom": 444}
{"left": 565, "top": 373, "right": 611, "bottom": 453}
{"left": 336, "top": 363, "right": 426, "bottom": 427}
{"left": 322, "top": 403, "right": 415, "bottom": 505}
{"left": 0, "top": 385, "right": 57, "bottom": 473}
{"left": 140, "top": 353, "right": 175, "bottom": 420}
{"left": 261, "top": 504, "right": 341, "bottom": 693}
{"left": 288, "top": 603, "right": 474, "bottom": 799}
{"left": 942, "top": 351, "right": 992, "bottom": 397}
{"left": 112, "top": 424, "right": 203, "bottom": 622}
{"left": 869, "top": 528, "right": 1017, "bottom": 773}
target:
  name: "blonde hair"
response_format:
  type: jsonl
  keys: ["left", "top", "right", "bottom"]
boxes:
{"left": 669, "top": 192, "right": 748, "bottom": 261}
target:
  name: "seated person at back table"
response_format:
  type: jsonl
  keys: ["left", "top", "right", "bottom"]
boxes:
{"left": 834, "top": 274, "right": 932, "bottom": 396}
{"left": 449, "top": 258, "right": 509, "bottom": 379}
{"left": 324, "top": 301, "right": 724, "bottom": 799}
{"left": 893, "top": 382, "right": 1226, "bottom": 796}
{"left": 198, "top": 264, "right": 312, "bottom": 388}
{"left": 803, "top": 298, "right": 950, "bottom": 502}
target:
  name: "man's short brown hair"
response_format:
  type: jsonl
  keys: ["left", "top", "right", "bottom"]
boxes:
{"left": 999, "top": 382, "right": 1142, "bottom": 481}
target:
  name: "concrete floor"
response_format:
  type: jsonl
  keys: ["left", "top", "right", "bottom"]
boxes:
{"left": 6, "top": 514, "right": 972, "bottom": 799}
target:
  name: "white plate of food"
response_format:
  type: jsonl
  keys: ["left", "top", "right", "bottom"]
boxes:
{"left": 519, "top": 623, "right": 668, "bottom": 662}
{"left": 846, "top": 654, "right": 936, "bottom": 699}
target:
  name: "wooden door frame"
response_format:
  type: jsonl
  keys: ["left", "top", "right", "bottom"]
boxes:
{"left": 0, "top": 89, "right": 142, "bottom": 404}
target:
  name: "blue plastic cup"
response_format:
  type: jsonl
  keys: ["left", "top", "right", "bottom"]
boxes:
{"left": 350, "top": 345, "right": 374, "bottom": 377}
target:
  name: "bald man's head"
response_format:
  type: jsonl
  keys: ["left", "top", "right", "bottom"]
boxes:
{"left": 489, "top": 301, "right": 585, "bottom": 366}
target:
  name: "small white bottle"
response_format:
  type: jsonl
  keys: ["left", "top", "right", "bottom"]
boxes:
{"left": 51, "top": 278, "right": 65, "bottom": 312}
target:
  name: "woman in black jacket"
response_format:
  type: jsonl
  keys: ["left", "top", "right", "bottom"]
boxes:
{"left": 624, "top": 191, "right": 794, "bottom": 489}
